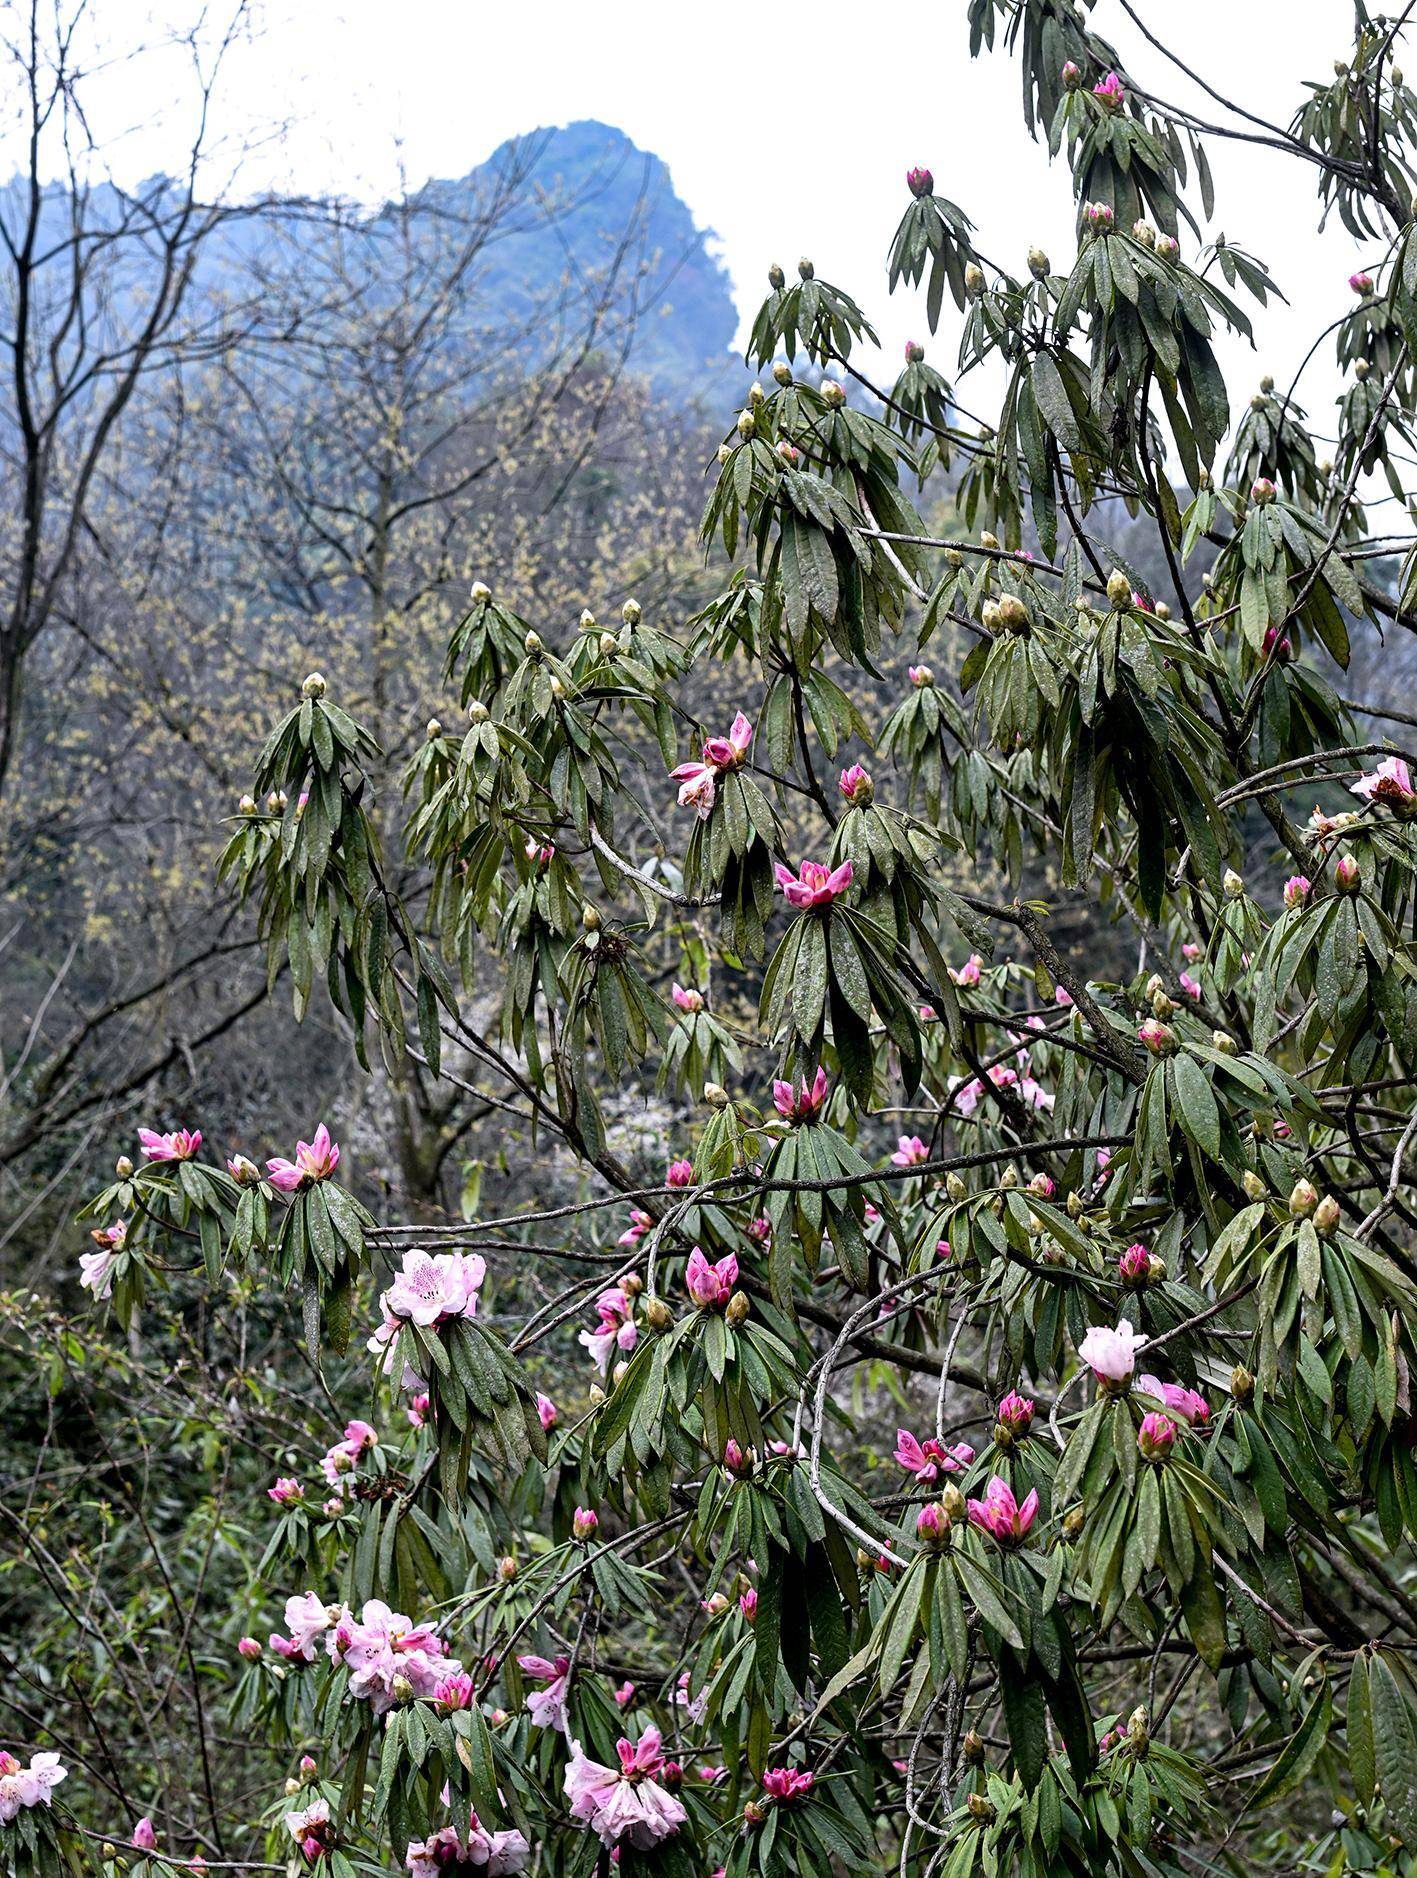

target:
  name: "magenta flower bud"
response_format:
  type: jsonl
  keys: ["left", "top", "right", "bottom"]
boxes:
{"left": 1137, "top": 1410, "right": 1177, "bottom": 1460}
{"left": 572, "top": 1505, "right": 599, "bottom": 1542}
{"left": 1026, "top": 1173, "right": 1054, "bottom": 1199}
{"left": 1350, "top": 270, "right": 1375, "bottom": 295}
{"left": 1250, "top": 477, "right": 1276, "bottom": 505}
{"left": 838, "top": 762, "right": 874, "bottom": 803}
{"left": 1119, "top": 1242, "right": 1151, "bottom": 1284}
{"left": 131, "top": 1819, "right": 157, "bottom": 1852}
{"left": 1082, "top": 201, "right": 1115, "bottom": 235}
{"left": 916, "top": 1502, "right": 947, "bottom": 1543}
{"left": 904, "top": 339, "right": 925, "bottom": 363}
{"left": 1061, "top": 60, "right": 1082, "bottom": 88}
{"left": 739, "top": 1586, "right": 758, "bottom": 1621}
{"left": 1092, "top": 70, "right": 1125, "bottom": 110}
{"left": 906, "top": 166, "right": 934, "bottom": 198}
{"left": 908, "top": 663, "right": 933, "bottom": 688}
{"left": 1156, "top": 233, "right": 1179, "bottom": 262}
{"left": 238, "top": 1636, "right": 262, "bottom": 1660}
{"left": 996, "top": 1391, "right": 1035, "bottom": 1436}
{"left": 666, "top": 1157, "right": 694, "bottom": 1188}
{"left": 1137, "top": 1018, "right": 1176, "bottom": 1055}
{"left": 1335, "top": 853, "right": 1361, "bottom": 893}
{"left": 1283, "top": 874, "right": 1311, "bottom": 909}
{"left": 724, "top": 1439, "right": 750, "bottom": 1476}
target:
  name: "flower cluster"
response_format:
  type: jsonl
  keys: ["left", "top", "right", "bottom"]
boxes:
{"left": 894, "top": 1429, "right": 975, "bottom": 1481}
{"left": 269, "top": 1593, "right": 461, "bottom": 1714}
{"left": 670, "top": 711, "right": 753, "bottom": 817}
{"left": 266, "top": 1122, "right": 341, "bottom": 1192}
{"left": 0, "top": 1751, "right": 66, "bottom": 1824}
{"left": 405, "top": 1817, "right": 530, "bottom": 1877}
{"left": 685, "top": 1246, "right": 738, "bottom": 1307}
{"left": 564, "top": 1726, "right": 687, "bottom": 1848}
{"left": 579, "top": 1287, "right": 638, "bottom": 1371}
{"left": 773, "top": 1067, "right": 829, "bottom": 1123}
{"left": 966, "top": 1476, "right": 1038, "bottom": 1545}
{"left": 773, "top": 858, "right": 853, "bottom": 909}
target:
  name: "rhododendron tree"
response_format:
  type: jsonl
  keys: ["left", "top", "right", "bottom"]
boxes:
{"left": 15, "top": 9, "right": 1417, "bottom": 1878}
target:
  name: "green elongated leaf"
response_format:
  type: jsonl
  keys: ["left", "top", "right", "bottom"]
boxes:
{"left": 1349, "top": 1650, "right": 1376, "bottom": 1805}
{"left": 1171, "top": 1053, "right": 1220, "bottom": 1160}
{"left": 1248, "top": 1680, "right": 1331, "bottom": 1806}
{"left": 1370, "top": 1652, "right": 1417, "bottom": 1848}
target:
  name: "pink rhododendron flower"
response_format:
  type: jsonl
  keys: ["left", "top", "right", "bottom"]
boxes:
{"left": 382, "top": 1249, "right": 485, "bottom": 1327}
{"left": 739, "top": 1586, "right": 758, "bottom": 1621}
{"left": 951, "top": 954, "right": 983, "bottom": 986}
{"left": 80, "top": 1218, "right": 126, "bottom": 1297}
{"left": 762, "top": 1766, "right": 815, "bottom": 1804}
{"left": 685, "top": 1246, "right": 738, "bottom": 1307}
{"left": 917, "top": 1503, "right": 946, "bottom": 1542}
{"left": 433, "top": 1672, "right": 474, "bottom": 1713}
{"left": 406, "top": 1819, "right": 529, "bottom": 1877}
{"left": 1078, "top": 1319, "right": 1147, "bottom": 1385}
{"left": 773, "top": 857, "right": 853, "bottom": 910}
{"left": 1350, "top": 269, "right": 1374, "bottom": 294}
{"left": 894, "top": 1430, "right": 974, "bottom": 1481}
{"left": 1351, "top": 755, "right": 1417, "bottom": 818}
{"left": 908, "top": 664, "right": 932, "bottom": 688}
{"left": 1137, "top": 1411, "right": 1177, "bottom": 1459}
{"left": 665, "top": 1158, "right": 694, "bottom": 1188}
{"left": 227, "top": 1153, "right": 260, "bottom": 1183}
{"left": 564, "top": 1727, "right": 688, "bottom": 1848}
{"left": 536, "top": 1393, "right": 558, "bottom": 1430}
{"left": 579, "top": 1289, "right": 636, "bottom": 1370}
{"left": 966, "top": 1475, "right": 1039, "bottom": 1544}
{"left": 138, "top": 1126, "right": 201, "bottom": 1162}
{"left": 132, "top": 1818, "right": 157, "bottom": 1851}
{"left": 1055, "top": 985, "right": 1074, "bottom": 1007}
{"left": 773, "top": 1066, "right": 829, "bottom": 1123}
{"left": 1181, "top": 941, "right": 1201, "bottom": 960}
{"left": 320, "top": 1419, "right": 377, "bottom": 1486}
{"left": 613, "top": 1681, "right": 635, "bottom": 1708}
{"left": 839, "top": 763, "right": 873, "bottom": 802}
{"left": 282, "top": 1591, "right": 336, "bottom": 1660}
{"left": 573, "top": 1505, "right": 599, "bottom": 1542}
{"left": 996, "top": 1391, "right": 1035, "bottom": 1435}
{"left": 673, "top": 1671, "right": 708, "bottom": 1724}
{"left": 268, "top": 1476, "right": 303, "bottom": 1506}
{"left": 671, "top": 983, "right": 703, "bottom": 1012}
{"left": 618, "top": 1207, "right": 652, "bottom": 1246}
{"left": 1093, "top": 69, "right": 1125, "bottom": 108}
{"left": 284, "top": 1797, "right": 331, "bottom": 1862}
{"left": 669, "top": 712, "right": 753, "bottom": 818}
{"left": 1118, "top": 1243, "right": 1151, "bottom": 1284}
{"left": 331, "top": 1598, "right": 461, "bottom": 1714}
{"left": 1137, "top": 1373, "right": 1210, "bottom": 1424}
{"left": 266, "top": 1123, "right": 340, "bottom": 1192}
{"left": 1283, "top": 874, "right": 1311, "bottom": 909}
{"left": 237, "top": 1636, "right": 262, "bottom": 1660}
{"left": 890, "top": 1134, "right": 929, "bottom": 1167}
{"left": 0, "top": 1752, "right": 66, "bottom": 1822}
{"left": 1179, "top": 972, "right": 1201, "bottom": 1000}
{"left": 407, "top": 1391, "right": 430, "bottom": 1428}
{"left": 519, "top": 1653, "right": 571, "bottom": 1732}
{"left": 723, "top": 1439, "right": 749, "bottom": 1475}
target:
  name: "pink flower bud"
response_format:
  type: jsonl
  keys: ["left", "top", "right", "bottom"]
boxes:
{"left": 572, "top": 1505, "right": 599, "bottom": 1542}
{"left": 237, "top": 1636, "right": 262, "bottom": 1660}
{"left": 916, "top": 1502, "right": 947, "bottom": 1543}
{"left": 724, "top": 1439, "right": 750, "bottom": 1476}
{"left": 1137, "top": 1018, "right": 1176, "bottom": 1055}
{"left": 906, "top": 167, "right": 934, "bottom": 198}
{"left": 1250, "top": 477, "right": 1276, "bottom": 505}
{"left": 1137, "top": 1411, "right": 1177, "bottom": 1460}
{"left": 1082, "top": 201, "right": 1115, "bottom": 235}
{"left": 1118, "top": 1242, "right": 1151, "bottom": 1284}
{"left": 1335, "top": 853, "right": 1361, "bottom": 892}
{"left": 904, "top": 340, "right": 924, "bottom": 363}
{"left": 838, "top": 763, "right": 873, "bottom": 803}
{"left": 1061, "top": 60, "right": 1082, "bottom": 88}
{"left": 1350, "top": 270, "right": 1374, "bottom": 295}
{"left": 1283, "top": 874, "right": 1311, "bottom": 909}
{"left": 132, "top": 1819, "right": 157, "bottom": 1852}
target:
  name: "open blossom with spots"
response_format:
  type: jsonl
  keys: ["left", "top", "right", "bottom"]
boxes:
{"left": 669, "top": 712, "right": 753, "bottom": 818}
{"left": 773, "top": 1066, "right": 829, "bottom": 1123}
{"left": 519, "top": 1652, "right": 571, "bottom": 1732}
{"left": 774, "top": 857, "right": 853, "bottom": 909}
{"left": 890, "top": 1134, "right": 929, "bottom": 1168}
{"left": 80, "top": 1218, "right": 126, "bottom": 1298}
{"left": 138, "top": 1126, "right": 202, "bottom": 1162}
{"left": 1078, "top": 1319, "right": 1147, "bottom": 1385}
{"left": 671, "top": 983, "right": 703, "bottom": 1013}
{"left": 1137, "top": 1373, "right": 1210, "bottom": 1424}
{"left": 762, "top": 1766, "right": 815, "bottom": 1804}
{"left": 564, "top": 1726, "right": 687, "bottom": 1848}
{"left": 0, "top": 1751, "right": 67, "bottom": 1823}
{"left": 579, "top": 1288, "right": 637, "bottom": 1371}
{"left": 685, "top": 1246, "right": 738, "bottom": 1307}
{"left": 966, "top": 1475, "right": 1039, "bottom": 1544}
{"left": 1352, "top": 755, "right": 1417, "bottom": 818}
{"left": 894, "top": 1430, "right": 974, "bottom": 1481}
{"left": 618, "top": 1207, "right": 653, "bottom": 1246}
{"left": 381, "top": 1249, "right": 485, "bottom": 1327}
{"left": 328, "top": 1598, "right": 461, "bottom": 1714}
{"left": 266, "top": 1123, "right": 341, "bottom": 1192}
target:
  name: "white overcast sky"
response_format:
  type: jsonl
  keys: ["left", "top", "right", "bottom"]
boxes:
{"left": 9, "top": 0, "right": 1385, "bottom": 436}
